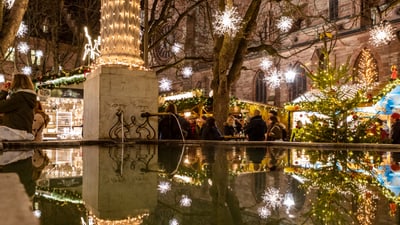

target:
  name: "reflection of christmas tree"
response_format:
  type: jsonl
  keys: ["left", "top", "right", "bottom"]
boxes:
{"left": 357, "top": 48, "right": 378, "bottom": 86}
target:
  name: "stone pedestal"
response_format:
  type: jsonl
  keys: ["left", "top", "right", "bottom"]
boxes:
{"left": 83, "top": 66, "right": 158, "bottom": 140}
{"left": 82, "top": 145, "right": 158, "bottom": 220}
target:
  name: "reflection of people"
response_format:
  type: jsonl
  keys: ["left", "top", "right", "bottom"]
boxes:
{"left": 0, "top": 150, "right": 36, "bottom": 197}
{"left": 158, "top": 103, "right": 189, "bottom": 140}
{"left": 390, "top": 113, "right": 400, "bottom": 164}
{"left": 244, "top": 110, "right": 267, "bottom": 141}
{"left": 0, "top": 74, "right": 37, "bottom": 140}
{"left": 32, "top": 101, "right": 50, "bottom": 141}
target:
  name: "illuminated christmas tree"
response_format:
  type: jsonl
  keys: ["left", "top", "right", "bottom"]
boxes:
{"left": 357, "top": 48, "right": 378, "bottom": 87}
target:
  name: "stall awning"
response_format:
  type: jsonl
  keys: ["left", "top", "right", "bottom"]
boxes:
{"left": 374, "top": 85, "right": 400, "bottom": 115}
{"left": 292, "top": 84, "right": 362, "bottom": 104}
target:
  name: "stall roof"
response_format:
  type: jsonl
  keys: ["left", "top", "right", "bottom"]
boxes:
{"left": 374, "top": 85, "right": 400, "bottom": 115}
{"left": 292, "top": 84, "right": 362, "bottom": 103}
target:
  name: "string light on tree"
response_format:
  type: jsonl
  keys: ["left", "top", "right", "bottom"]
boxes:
{"left": 159, "top": 78, "right": 172, "bottom": 92}
{"left": 264, "top": 68, "right": 282, "bottom": 88}
{"left": 276, "top": 16, "right": 293, "bottom": 32}
{"left": 369, "top": 21, "right": 395, "bottom": 47}
{"left": 260, "top": 57, "right": 273, "bottom": 71}
{"left": 181, "top": 66, "right": 193, "bottom": 78}
{"left": 82, "top": 27, "right": 101, "bottom": 64}
{"left": 16, "top": 21, "right": 28, "bottom": 38}
{"left": 357, "top": 48, "right": 378, "bottom": 87}
{"left": 17, "top": 42, "right": 29, "bottom": 54}
{"left": 212, "top": 6, "right": 242, "bottom": 37}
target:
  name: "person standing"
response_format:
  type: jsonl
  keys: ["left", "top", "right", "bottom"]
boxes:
{"left": 244, "top": 109, "right": 267, "bottom": 141}
{"left": 223, "top": 116, "right": 236, "bottom": 136}
{"left": 158, "top": 103, "right": 189, "bottom": 140}
{"left": 0, "top": 74, "right": 37, "bottom": 140}
{"left": 32, "top": 101, "right": 50, "bottom": 141}
{"left": 201, "top": 117, "right": 224, "bottom": 140}
{"left": 266, "top": 116, "right": 283, "bottom": 141}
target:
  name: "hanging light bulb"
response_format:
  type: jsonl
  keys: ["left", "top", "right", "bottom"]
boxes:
{"left": 283, "top": 192, "right": 295, "bottom": 210}
{"left": 369, "top": 21, "right": 395, "bottom": 47}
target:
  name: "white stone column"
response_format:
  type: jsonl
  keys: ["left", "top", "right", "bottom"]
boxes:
{"left": 83, "top": 0, "right": 158, "bottom": 140}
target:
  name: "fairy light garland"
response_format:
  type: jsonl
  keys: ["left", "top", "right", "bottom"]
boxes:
{"left": 99, "top": 0, "right": 143, "bottom": 68}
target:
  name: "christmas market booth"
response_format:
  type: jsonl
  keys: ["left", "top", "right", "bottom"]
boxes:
{"left": 35, "top": 67, "right": 88, "bottom": 140}
{"left": 159, "top": 89, "right": 285, "bottom": 123}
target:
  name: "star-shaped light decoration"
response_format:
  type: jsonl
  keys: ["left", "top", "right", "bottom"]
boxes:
{"left": 159, "top": 78, "right": 172, "bottom": 92}
{"left": 284, "top": 69, "right": 296, "bottom": 83}
{"left": 257, "top": 206, "right": 271, "bottom": 219}
{"left": 260, "top": 57, "right": 273, "bottom": 71}
{"left": 261, "top": 187, "right": 283, "bottom": 209}
{"left": 212, "top": 6, "right": 242, "bottom": 37}
{"left": 157, "top": 181, "right": 171, "bottom": 194}
{"left": 169, "top": 218, "right": 179, "bottom": 225}
{"left": 264, "top": 68, "right": 282, "bottom": 88}
{"left": 21, "top": 66, "right": 32, "bottom": 75}
{"left": 82, "top": 27, "right": 101, "bottom": 62}
{"left": 36, "top": 50, "right": 43, "bottom": 58}
{"left": 16, "top": 21, "right": 28, "bottom": 38}
{"left": 179, "top": 195, "right": 192, "bottom": 207}
{"left": 171, "top": 43, "right": 183, "bottom": 54}
{"left": 369, "top": 21, "right": 395, "bottom": 47}
{"left": 4, "top": 0, "right": 15, "bottom": 9}
{"left": 17, "top": 42, "right": 29, "bottom": 54}
{"left": 181, "top": 66, "right": 193, "bottom": 78}
{"left": 276, "top": 16, "right": 293, "bottom": 32}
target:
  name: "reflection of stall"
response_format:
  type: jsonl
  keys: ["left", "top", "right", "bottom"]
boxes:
{"left": 40, "top": 88, "right": 84, "bottom": 140}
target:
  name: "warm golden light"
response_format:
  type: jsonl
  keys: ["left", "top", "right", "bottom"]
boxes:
{"left": 100, "top": 0, "right": 143, "bottom": 67}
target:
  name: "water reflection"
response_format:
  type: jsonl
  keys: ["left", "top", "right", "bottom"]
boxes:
{"left": 25, "top": 143, "right": 400, "bottom": 224}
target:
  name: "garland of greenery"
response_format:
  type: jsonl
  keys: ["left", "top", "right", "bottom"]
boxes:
{"left": 34, "top": 66, "right": 90, "bottom": 89}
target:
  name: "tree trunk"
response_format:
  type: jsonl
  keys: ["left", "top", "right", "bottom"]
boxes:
{"left": 0, "top": 0, "right": 29, "bottom": 59}
{"left": 213, "top": 87, "right": 230, "bottom": 133}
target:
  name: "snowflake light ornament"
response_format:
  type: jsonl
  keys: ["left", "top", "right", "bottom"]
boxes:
{"left": 171, "top": 43, "right": 183, "bottom": 54}
{"left": 158, "top": 181, "right": 171, "bottom": 194}
{"left": 35, "top": 50, "right": 43, "bottom": 58}
{"left": 169, "top": 218, "right": 179, "bottom": 225}
{"left": 276, "top": 16, "right": 293, "bottom": 32}
{"left": 212, "top": 6, "right": 242, "bottom": 37}
{"left": 261, "top": 187, "right": 283, "bottom": 209}
{"left": 264, "top": 68, "right": 282, "bottom": 88}
{"left": 21, "top": 66, "right": 32, "bottom": 75}
{"left": 369, "top": 21, "right": 395, "bottom": 47}
{"left": 260, "top": 57, "right": 273, "bottom": 71}
{"left": 257, "top": 206, "right": 271, "bottom": 219}
{"left": 179, "top": 195, "right": 192, "bottom": 207}
{"left": 17, "top": 42, "right": 29, "bottom": 54}
{"left": 159, "top": 78, "right": 172, "bottom": 92}
{"left": 4, "top": 0, "right": 15, "bottom": 9}
{"left": 181, "top": 66, "right": 193, "bottom": 78}
{"left": 16, "top": 21, "right": 28, "bottom": 38}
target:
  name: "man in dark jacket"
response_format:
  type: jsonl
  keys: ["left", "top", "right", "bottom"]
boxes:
{"left": 244, "top": 109, "right": 267, "bottom": 141}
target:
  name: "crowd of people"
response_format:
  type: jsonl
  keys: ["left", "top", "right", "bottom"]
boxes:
{"left": 158, "top": 103, "right": 289, "bottom": 142}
